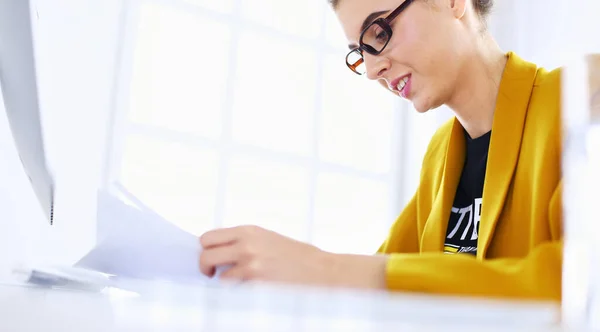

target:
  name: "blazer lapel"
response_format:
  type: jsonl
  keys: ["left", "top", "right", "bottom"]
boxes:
{"left": 477, "top": 52, "right": 539, "bottom": 258}
{"left": 421, "top": 119, "right": 466, "bottom": 252}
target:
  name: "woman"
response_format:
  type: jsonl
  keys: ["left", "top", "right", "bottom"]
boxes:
{"left": 199, "top": 0, "right": 563, "bottom": 302}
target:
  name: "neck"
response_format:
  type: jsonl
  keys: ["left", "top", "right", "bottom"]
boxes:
{"left": 446, "top": 35, "right": 507, "bottom": 139}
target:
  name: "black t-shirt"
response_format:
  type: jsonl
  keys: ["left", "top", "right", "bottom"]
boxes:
{"left": 444, "top": 130, "right": 491, "bottom": 255}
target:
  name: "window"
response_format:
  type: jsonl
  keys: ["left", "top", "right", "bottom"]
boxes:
{"left": 105, "top": 0, "right": 403, "bottom": 254}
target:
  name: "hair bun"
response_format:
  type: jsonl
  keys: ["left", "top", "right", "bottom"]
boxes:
{"left": 474, "top": 0, "right": 494, "bottom": 17}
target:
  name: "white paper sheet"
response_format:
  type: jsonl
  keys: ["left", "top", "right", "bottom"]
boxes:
{"left": 75, "top": 188, "right": 217, "bottom": 286}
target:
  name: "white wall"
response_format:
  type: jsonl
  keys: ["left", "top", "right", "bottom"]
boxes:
{"left": 0, "top": 0, "right": 123, "bottom": 278}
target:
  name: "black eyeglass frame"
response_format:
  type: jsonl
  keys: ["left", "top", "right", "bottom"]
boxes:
{"left": 346, "top": 0, "right": 414, "bottom": 74}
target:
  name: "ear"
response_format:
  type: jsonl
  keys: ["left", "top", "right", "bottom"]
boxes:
{"left": 449, "top": 0, "right": 467, "bottom": 19}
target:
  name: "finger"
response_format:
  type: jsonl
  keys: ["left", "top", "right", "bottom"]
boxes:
{"left": 200, "top": 227, "right": 242, "bottom": 249}
{"left": 218, "top": 264, "right": 248, "bottom": 282}
{"left": 219, "top": 259, "right": 265, "bottom": 282}
{"left": 199, "top": 245, "right": 240, "bottom": 277}
{"left": 199, "top": 263, "right": 215, "bottom": 278}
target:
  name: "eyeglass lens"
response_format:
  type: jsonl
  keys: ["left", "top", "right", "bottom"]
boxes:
{"left": 347, "top": 50, "right": 366, "bottom": 74}
{"left": 361, "top": 22, "right": 390, "bottom": 53}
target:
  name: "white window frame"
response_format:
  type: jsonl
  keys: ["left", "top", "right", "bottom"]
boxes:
{"left": 101, "top": 0, "right": 411, "bottom": 248}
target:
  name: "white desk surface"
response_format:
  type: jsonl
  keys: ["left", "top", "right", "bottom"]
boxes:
{"left": 0, "top": 279, "right": 570, "bottom": 332}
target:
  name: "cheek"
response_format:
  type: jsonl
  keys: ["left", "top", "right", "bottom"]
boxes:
{"left": 390, "top": 28, "right": 439, "bottom": 77}
{"left": 409, "top": 37, "right": 457, "bottom": 95}
{"left": 395, "top": 16, "right": 455, "bottom": 75}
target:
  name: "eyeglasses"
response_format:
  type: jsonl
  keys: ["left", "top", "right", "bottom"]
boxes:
{"left": 346, "top": 0, "right": 414, "bottom": 75}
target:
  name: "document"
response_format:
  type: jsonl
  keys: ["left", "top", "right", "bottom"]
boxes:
{"left": 74, "top": 186, "right": 218, "bottom": 286}
{"left": 12, "top": 186, "right": 226, "bottom": 292}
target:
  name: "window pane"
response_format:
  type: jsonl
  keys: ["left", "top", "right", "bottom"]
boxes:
{"left": 183, "top": 0, "right": 234, "bottom": 13}
{"left": 223, "top": 154, "right": 310, "bottom": 241}
{"left": 240, "top": 0, "right": 322, "bottom": 39}
{"left": 319, "top": 54, "right": 395, "bottom": 174}
{"left": 119, "top": 134, "right": 219, "bottom": 236}
{"left": 232, "top": 31, "right": 317, "bottom": 156}
{"left": 312, "top": 172, "right": 389, "bottom": 254}
{"left": 324, "top": 6, "right": 347, "bottom": 50}
{"left": 128, "top": 3, "right": 231, "bottom": 139}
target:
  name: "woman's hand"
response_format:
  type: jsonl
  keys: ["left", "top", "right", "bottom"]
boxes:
{"left": 199, "top": 225, "right": 388, "bottom": 289}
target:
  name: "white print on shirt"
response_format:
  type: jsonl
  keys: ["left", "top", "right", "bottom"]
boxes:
{"left": 458, "top": 246, "right": 478, "bottom": 253}
{"left": 447, "top": 198, "right": 482, "bottom": 241}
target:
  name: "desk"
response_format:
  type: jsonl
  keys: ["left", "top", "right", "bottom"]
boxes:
{"left": 0, "top": 280, "right": 565, "bottom": 331}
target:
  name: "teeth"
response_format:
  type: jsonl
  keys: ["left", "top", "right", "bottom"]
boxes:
{"left": 397, "top": 77, "right": 408, "bottom": 91}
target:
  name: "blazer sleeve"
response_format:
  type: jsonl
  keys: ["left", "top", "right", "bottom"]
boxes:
{"left": 380, "top": 182, "right": 563, "bottom": 302}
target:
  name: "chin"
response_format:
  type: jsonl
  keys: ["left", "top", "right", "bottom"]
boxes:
{"left": 411, "top": 99, "right": 433, "bottom": 114}
{"left": 410, "top": 93, "right": 442, "bottom": 114}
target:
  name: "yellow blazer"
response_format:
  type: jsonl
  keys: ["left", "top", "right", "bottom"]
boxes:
{"left": 379, "top": 52, "right": 563, "bottom": 301}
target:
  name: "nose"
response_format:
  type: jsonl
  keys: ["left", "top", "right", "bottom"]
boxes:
{"left": 364, "top": 53, "right": 389, "bottom": 81}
